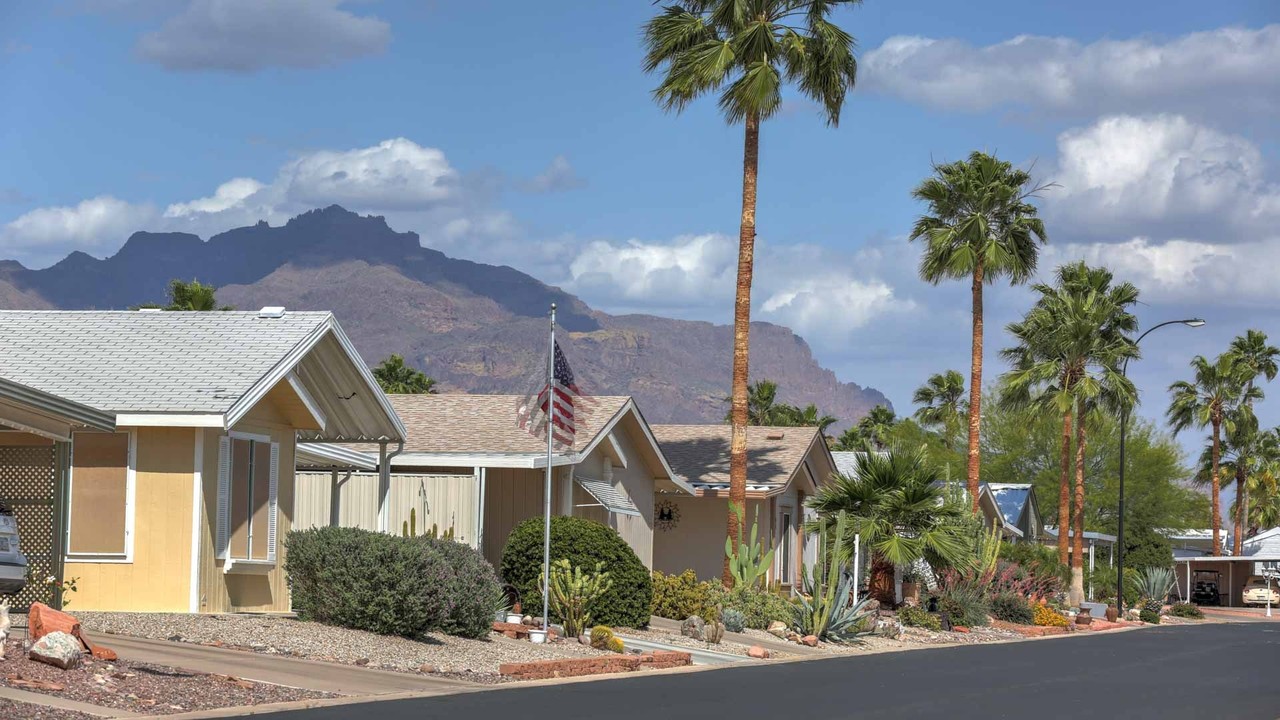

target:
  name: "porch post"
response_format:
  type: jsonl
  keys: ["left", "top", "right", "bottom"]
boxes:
{"left": 329, "top": 469, "right": 340, "bottom": 527}
{"left": 51, "top": 440, "right": 72, "bottom": 610}
{"left": 474, "top": 466, "right": 486, "bottom": 552}
{"left": 377, "top": 442, "right": 389, "bottom": 533}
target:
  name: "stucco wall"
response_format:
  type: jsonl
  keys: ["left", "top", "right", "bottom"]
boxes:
{"left": 653, "top": 495, "right": 770, "bottom": 581}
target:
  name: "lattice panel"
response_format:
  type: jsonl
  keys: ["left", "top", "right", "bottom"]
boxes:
{"left": 0, "top": 445, "right": 57, "bottom": 610}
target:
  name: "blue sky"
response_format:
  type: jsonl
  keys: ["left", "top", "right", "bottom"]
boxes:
{"left": 2, "top": 0, "right": 1280, "bottom": 465}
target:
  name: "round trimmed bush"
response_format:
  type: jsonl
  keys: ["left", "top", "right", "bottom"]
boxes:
{"left": 416, "top": 535, "right": 503, "bottom": 639}
{"left": 500, "top": 516, "right": 652, "bottom": 628}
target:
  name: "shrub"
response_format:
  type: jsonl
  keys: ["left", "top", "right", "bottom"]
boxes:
{"left": 651, "top": 570, "right": 720, "bottom": 622}
{"left": 501, "top": 516, "right": 652, "bottom": 628}
{"left": 722, "top": 586, "right": 794, "bottom": 630}
{"left": 1032, "top": 603, "right": 1069, "bottom": 627}
{"left": 898, "top": 604, "right": 942, "bottom": 631}
{"left": 590, "top": 625, "right": 614, "bottom": 649}
{"left": 721, "top": 607, "right": 747, "bottom": 633}
{"left": 287, "top": 527, "right": 464, "bottom": 639}
{"left": 933, "top": 570, "right": 990, "bottom": 627}
{"left": 1139, "top": 608, "right": 1161, "bottom": 624}
{"left": 1170, "top": 602, "right": 1204, "bottom": 619}
{"left": 990, "top": 593, "right": 1035, "bottom": 625}
{"left": 417, "top": 535, "right": 505, "bottom": 639}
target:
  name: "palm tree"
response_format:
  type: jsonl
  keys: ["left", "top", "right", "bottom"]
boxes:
{"left": 808, "top": 446, "right": 970, "bottom": 604}
{"left": 133, "top": 278, "right": 233, "bottom": 311}
{"left": 791, "top": 403, "right": 838, "bottom": 433}
{"left": 372, "top": 354, "right": 438, "bottom": 395}
{"left": 1000, "top": 262, "right": 1138, "bottom": 604}
{"left": 912, "top": 370, "right": 967, "bottom": 450}
{"left": 644, "top": 0, "right": 860, "bottom": 585}
{"left": 1168, "top": 355, "right": 1258, "bottom": 556}
{"left": 910, "top": 152, "right": 1049, "bottom": 512}
{"left": 1239, "top": 433, "right": 1280, "bottom": 535}
{"left": 834, "top": 405, "right": 896, "bottom": 451}
{"left": 1226, "top": 330, "right": 1279, "bottom": 553}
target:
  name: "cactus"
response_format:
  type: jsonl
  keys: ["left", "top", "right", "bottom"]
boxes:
{"left": 704, "top": 620, "right": 725, "bottom": 644}
{"left": 606, "top": 636, "right": 625, "bottom": 654}
{"left": 589, "top": 625, "right": 614, "bottom": 649}
{"left": 721, "top": 608, "right": 746, "bottom": 633}
{"left": 548, "top": 559, "right": 613, "bottom": 638}
{"left": 402, "top": 508, "right": 419, "bottom": 537}
{"left": 725, "top": 502, "right": 775, "bottom": 590}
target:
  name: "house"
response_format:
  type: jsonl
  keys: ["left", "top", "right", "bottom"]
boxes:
{"left": 650, "top": 425, "right": 835, "bottom": 588}
{"left": 1173, "top": 526, "right": 1280, "bottom": 607}
{"left": 295, "top": 394, "right": 692, "bottom": 569}
{"left": 0, "top": 309, "right": 404, "bottom": 612}
{"left": 986, "top": 483, "right": 1043, "bottom": 542}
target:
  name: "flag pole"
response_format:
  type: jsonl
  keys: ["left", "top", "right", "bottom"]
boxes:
{"left": 542, "top": 302, "right": 556, "bottom": 636}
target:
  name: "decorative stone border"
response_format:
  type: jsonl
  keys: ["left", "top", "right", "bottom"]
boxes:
{"left": 499, "top": 650, "right": 693, "bottom": 680}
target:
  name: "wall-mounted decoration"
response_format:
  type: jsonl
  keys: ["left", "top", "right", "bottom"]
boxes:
{"left": 655, "top": 498, "right": 681, "bottom": 531}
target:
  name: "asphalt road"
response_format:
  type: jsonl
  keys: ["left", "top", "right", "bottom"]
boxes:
{"left": 263, "top": 623, "right": 1280, "bottom": 720}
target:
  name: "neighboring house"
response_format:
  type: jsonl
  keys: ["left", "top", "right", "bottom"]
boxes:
{"left": 650, "top": 425, "right": 835, "bottom": 588}
{"left": 1165, "top": 528, "right": 1227, "bottom": 559}
{"left": 296, "top": 394, "right": 692, "bottom": 569}
{"left": 986, "top": 483, "right": 1043, "bottom": 542}
{"left": 0, "top": 309, "right": 404, "bottom": 613}
{"left": 1173, "top": 527, "right": 1280, "bottom": 607}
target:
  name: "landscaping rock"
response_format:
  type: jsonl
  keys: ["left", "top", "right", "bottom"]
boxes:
{"left": 863, "top": 598, "right": 881, "bottom": 613}
{"left": 680, "top": 615, "right": 705, "bottom": 641}
{"left": 872, "top": 618, "right": 903, "bottom": 639}
{"left": 549, "top": 624, "right": 565, "bottom": 637}
{"left": 418, "top": 664, "right": 436, "bottom": 673}
{"left": 521, "top": 615, "right": 534, "bottom": 626}
{"left": 1126, "top": 608, "right": 1142, "bottom": 621}
{"left": 30, "top": 631, "right": 83, "bottom": 670}
{"left": 578, "top": 634, "right": 591, "bottom": 645}
{"left": 801, "top": 635, "right": 819, "bottom": 647}
{"left": 766, "top": 621, "right": 788, "bottom": 638}
{"left": 748, "top": 645, "right": 770, "bottom": 659}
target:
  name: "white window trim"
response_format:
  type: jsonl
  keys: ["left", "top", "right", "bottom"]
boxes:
{"left": 218, "top": 431, "right": 280, "bottom": 573}
{"left": 65, "top": 430, "right": 137, "bottom": 564}
{"left": 777, "top": 505, "right": 794, "bottom": 586}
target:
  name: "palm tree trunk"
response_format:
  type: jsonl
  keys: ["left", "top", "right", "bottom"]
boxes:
{"left": 1069, "top": 400, "right": 1086, "bottom": 606}
{"left": 870, "top": 553, "right": 895, "bottom": 605}
{"left": 726, "top": 111, "right": 760, "bottom": 585}
{"left": 1235, "top": 463, "right": 1246, "bottom": 555}
{"left": 1211, "top": 418, "right": 1222, "bottom": 557}
{"left": 1058, "top": 409, "right": 1072, "bottom": 566}
{"left": 966, "top": 260, "right": 984, "bottom": 513}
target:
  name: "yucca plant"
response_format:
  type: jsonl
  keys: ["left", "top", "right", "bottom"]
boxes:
{"left": 792, "top": 510, "right": 872, "bottom": 642}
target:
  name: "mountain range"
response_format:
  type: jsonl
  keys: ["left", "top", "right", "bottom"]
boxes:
{"left": 0, "top": 206, "right": 890, "bottom": 426}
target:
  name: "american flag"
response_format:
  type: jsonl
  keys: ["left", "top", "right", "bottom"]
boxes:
{"left": 517, "top": 342, "right": 586, "bottom": 448}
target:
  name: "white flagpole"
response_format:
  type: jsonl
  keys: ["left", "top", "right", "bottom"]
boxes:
{"left": 542, "top": 303, "right": 556, "bottom": 636}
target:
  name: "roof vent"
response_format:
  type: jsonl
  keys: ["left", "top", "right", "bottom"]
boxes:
{"left": 136, "top": 308, "right": 162, "bottom": 312}
{"left": 766, "top": 431, "right": 785, "bottom": 440}
{"left": 258, "top": 306, "right": 287, "bottom": 319}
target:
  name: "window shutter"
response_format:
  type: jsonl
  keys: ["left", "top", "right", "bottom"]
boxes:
{"left": 267, "top": 442, "right": 280, "bottom": 563}
{"left": 216, "top": 436, "right": 231, "bottom": 560}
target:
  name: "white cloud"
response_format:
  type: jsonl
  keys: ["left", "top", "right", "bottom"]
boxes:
{"left": 280, "top": 138, "right": 459, "bottom": 211}
{"left": 525, "top": 156, "right": 586, "bottom": 193}
{"left": 862, "top": 25, "right": 1280, "bottom": 121}
{"left": 1048, "top": 115, "right": 1280, "bottom": 240}
{"left": 0, "top": 196, "right": 157, "bottom": 267}
{"left": 135, "top": 0, "right": 390, "bottom": 72}
{"left": 164, "top": 177, "right": 264, "bottom": 216}
{"left": 567, "top": 234, "right": 737, "bottom": 312}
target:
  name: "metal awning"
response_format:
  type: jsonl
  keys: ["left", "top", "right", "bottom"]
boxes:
{"left": 296, "top": 442, "right": 378, "bottom": 470}
{"left": 575, "top": 477, "right": 640, "bottom": 517}
{"left": 0, "top": 376, "right": 115, "bottom": 441}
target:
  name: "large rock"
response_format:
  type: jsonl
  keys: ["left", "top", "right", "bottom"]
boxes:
{"left": 800, "top": 635, "right": 820, "bottom": 647}
{"left": 30, "top": 631, "right": 83, "bottom": 670}
{"left": 680, "top": 615, "right": 706, "bottom": 641}
{"left": 872, "top": 618, "right": 902, "bottom": 639}
{"left": 766, "top": 621, "right": 788, "bottom": 638}
{"left": 747, "top": 645, "right": 770, "bottom": 659}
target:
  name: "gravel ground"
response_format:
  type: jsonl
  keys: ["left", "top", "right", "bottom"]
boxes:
{"left": 75, "top": 612, "right": 610, "bottom": 679}
{"left": 0, "top": 698, "right": 97, "bottom": 720}
{"left": 615, "top": 627, "right": 792, "bottom": 658}
{"left": 0, "top": 636, "right": 330, "bottom": 716}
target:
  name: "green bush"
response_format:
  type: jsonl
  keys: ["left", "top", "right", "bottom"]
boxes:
{"left": 721, "top": 607, "right": 746, "bottom": 633}
{"left": 989, "top": 593, "right": 1035, "bottom": 625}
{"left": 651, "top": 570, "right": 721, "bottom": 622}
{"left": 722, "top": 586, "right": 794, "bottom": 630}
{"left": 286, "top": 527, "right": 477, "bottom": 638}
{"left": 500, "top": 516, "right": 652, "bottom": 628}
{"left": 417, "top": 535, "right": 504, "bottom": 639}
{"left": 1169, "top": 602, "right": 1204, "bottom": 619}
{"left": 933, "top": 572, "right": 990, "bottom": 627}
{"left": 898, "top": 604, "right": 941, "bottom": 631}
{"left": 1139, "top": 608, "right": 1161, "bottom": 624}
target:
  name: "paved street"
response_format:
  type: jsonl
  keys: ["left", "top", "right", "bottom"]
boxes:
{"left": 261, "top": 623, "right": 1280, "bottom": 720}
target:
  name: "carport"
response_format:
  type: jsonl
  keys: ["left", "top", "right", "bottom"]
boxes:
{"left": 1175, "top": 554, "right": 1280, "bottom": 607}
{"left": 0, "top": 376, "right": 115, "bottom": 609}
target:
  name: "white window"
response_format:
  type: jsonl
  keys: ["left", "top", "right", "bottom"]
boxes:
{"left": 66, "top": 431, "right": 135, "bottom": 562}
{"left": 216, "top": 433, "right": 279, "bottom": 571}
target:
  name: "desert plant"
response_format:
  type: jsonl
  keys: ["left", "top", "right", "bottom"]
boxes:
{"left": 932, "top": 570, "right": 991, "bottom": 627}
{"left": 721, "top": 607, "right": 747, "bottom": 633}
{"left": 969, "top": 522, "right": 1002, "bottom": 578}
{"left": 1033, "top": 603, "right": 1069, "bottom": 627}
{"left": 1139, "top": 608, "right": 1161, "bottom": 624}
{"left": 898, "top": 604, "right": 942, "bottom": 632}
{"left": 705, "top": 619, "right": 726, "bottom": 644}
{"left": 1170, "top": 602, "right": 1204, "bottom": 619}
{"left": 722, "top": 586, "right": 793, "bottom": 630}
{"left": 651, "top": 570, "right": 721, "bottom": 622}
{"left": 793, "top": 510, "right": 874, "bottom": 642}
{"left": 1137, "top": 566, "right": 1176, "bottom": 613}
{"left": 501, "top": 516, "right": 652, "bottom": 628}
{"left": 548, "top": 559, "right": 613, "bottom": 638}
{"left": 606, "top": 636, "right": 625, "bottom": 654}
{"left": 726, "top": 502, "right": 775, "bottom": 590}
{"left": 990, "top": 593, "right": 1035, "bottom": 625}
{"left": 590, "top": 625, "right": 615, "bottom": 649}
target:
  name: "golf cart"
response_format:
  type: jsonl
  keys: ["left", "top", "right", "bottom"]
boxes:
{"left": 1191, "top": 569, "right": 1222, "bottom": 606}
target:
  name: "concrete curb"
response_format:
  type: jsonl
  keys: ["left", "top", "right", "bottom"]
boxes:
{"left": 0, "top": 683, "right": 144, "bottom": 718}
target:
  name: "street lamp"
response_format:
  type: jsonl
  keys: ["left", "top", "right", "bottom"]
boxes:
{"left": 1116, "top": 318, "right": 1205, "bottom": 617}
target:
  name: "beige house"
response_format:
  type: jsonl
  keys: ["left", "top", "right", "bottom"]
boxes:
{"left": 296, "top": 394, "right": 692, "bottom": 568}
{"left": 650, "top": 425, "right": 835, "bottom": 588}
{"left": 0, "top": 309, "right": 404, "bottom": 613}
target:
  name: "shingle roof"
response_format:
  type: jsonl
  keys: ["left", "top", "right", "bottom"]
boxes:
{"left": 0, "top": 310, "right": 330, "bottom": 413}
{"left": 651, "top": 425, "right": 821, "bottom": 492}
{"left": 365, "top": 394, "right": 631, "bottom": 455}
{"left": 830, "top": 450, "right": 889, "bottom": 478}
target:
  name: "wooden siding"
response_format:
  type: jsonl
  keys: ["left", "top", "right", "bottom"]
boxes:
{"left": 65, "top": 427, "right": 194, "bottom": 611}
{"left": 481, "top": 467, "right": 552, "bottom": 567}
{"left": 294, "top": 471, "right": 479, "bottom": 546}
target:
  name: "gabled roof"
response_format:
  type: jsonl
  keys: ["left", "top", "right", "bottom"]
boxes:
{"left": 986, "top": 483, "right": 1033, "bottom": 528}
{"left": 651, "top": 425, "right": 830, "bottom": 496}
{"left": 0, "top": 376, "right": 116, "bottom": 441}
{"left": 0, "top": 310, "right": 404, "bottom": 442}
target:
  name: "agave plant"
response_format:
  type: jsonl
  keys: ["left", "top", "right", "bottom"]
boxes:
{"left": 1137, "top": 566, "right": 1175, "bottom": 614}
{"left": 725, "top": 502, "right": 775, "bottom": 589}
{"left": 792, "top": 510, "right": 873, "bottom": 642}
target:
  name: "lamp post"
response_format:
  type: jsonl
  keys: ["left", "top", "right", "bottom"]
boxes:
{"left": 1117, "top": 318, "right": 1205, "bottom": 617}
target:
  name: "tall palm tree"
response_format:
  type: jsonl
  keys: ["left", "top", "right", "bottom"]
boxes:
{"left": 910, "top": 152, "right": 1049, "bottom": 512}
{"left": 1000, "top": 262, "right": 1138, "bottom": 605}
{"left": 834, "top": 405, "right": 896, "bottom": 451}
{"left": 808, "top": 446, "right": 970, "bottom": 604}
{"left": 912, "top": 370, "right": 968, "bottom": 450}
{"left": 1239, "top": 432, "right": 1280, "bottom": 535}
{"left": 792, "top": 403, "right": 838, "bottom": 433}
{"left": 1168, "top": 355, "right": 1257, "bottom": 556}
{"left": 1225, "top": 330, "right": 1279, "bottom": 553}
{"left": 643, "top": 2, "right": 860, "bottom": 584}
